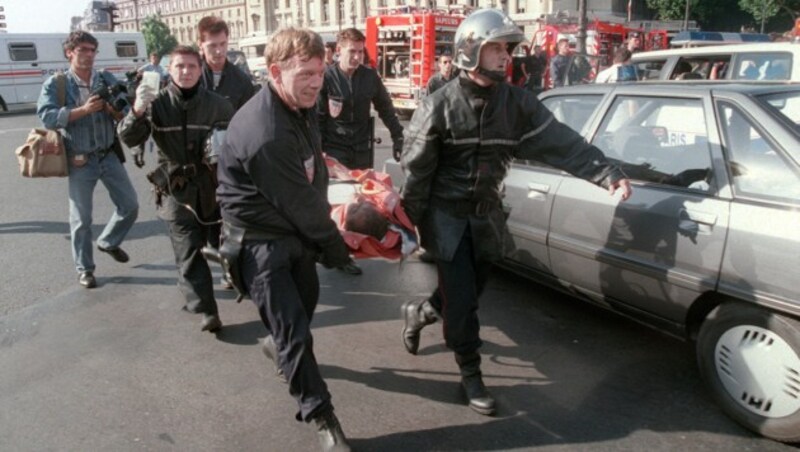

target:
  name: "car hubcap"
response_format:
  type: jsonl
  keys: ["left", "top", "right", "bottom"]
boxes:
{"left": 715, "top": 325, "right": 800, "bottom": 418}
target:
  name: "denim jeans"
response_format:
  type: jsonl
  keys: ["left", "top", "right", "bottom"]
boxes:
{"left": 68, "top": 152, "right": 139, "bottom": 273}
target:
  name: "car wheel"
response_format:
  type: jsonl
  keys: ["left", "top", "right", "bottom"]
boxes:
{"left": 697, "top": 302, "right": 800, "bottom": 442}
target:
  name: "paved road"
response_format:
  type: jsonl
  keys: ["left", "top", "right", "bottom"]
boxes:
{"left": 0, "top": 111, "right": 795, "bottom": 451}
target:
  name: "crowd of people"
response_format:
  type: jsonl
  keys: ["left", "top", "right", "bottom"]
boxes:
{"left": 36, "top": 10, "right": 632, "bottom": 451}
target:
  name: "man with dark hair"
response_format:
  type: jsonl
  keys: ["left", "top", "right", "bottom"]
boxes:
{"left": 626, "top": 32, "right": 642, "bottom": 53}
{"left": 138, "top": 51, "right": 167, "bottom": 84}
{"left": 400, "top": 9, "right": 631, "bottom": 416}
{"left": 197, "top": 15, "right": 259, "bottom": 288}
{"left": 317, "top": 27, "right": 404, "bottom": 170}
{"left": 550, "top": 37, "right": 571, "bottom": 88}
{"left": 426, "top": 54, "right": 457, "bottom": 94}
{"left": 324, "top": 42, "right": 336, "bottom": 66}
{"left": 118, "top": 45, "right": 234, "bottom": 333}
{"left": 522, "top": 45, "right": 546, "bottom": 91}
{"left": 37, "top": 30, "right": 139, "bottom": 289}
{"left": 197, "top": 16, "right": 258, "bottom": 111}
{"left": 217, "top": 28, "right": 353, "bottom": 452}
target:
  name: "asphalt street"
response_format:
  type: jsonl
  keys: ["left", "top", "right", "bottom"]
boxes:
{"left": 0, "top": 107, "right": 795, "bottom": 451}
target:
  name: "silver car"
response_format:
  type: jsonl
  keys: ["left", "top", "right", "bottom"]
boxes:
{"left": 502, "top": 82, "right": 800, "bottom": 443}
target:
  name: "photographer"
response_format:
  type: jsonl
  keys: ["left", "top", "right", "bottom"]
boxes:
{"left": 118, "top": 46, "right": 233, "bottom": 333}
{"left": 36, "top": 30, "right": 139, "bottom": 289}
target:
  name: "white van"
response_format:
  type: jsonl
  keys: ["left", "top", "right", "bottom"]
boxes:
{"left": 631, "top": 42, "right": 800, "bottom": 82}
{"left": 237, "top": 34, "right": 269, "bottom": 82}
{"left": 0, "top": 32, "right": 146, "bottom": 111}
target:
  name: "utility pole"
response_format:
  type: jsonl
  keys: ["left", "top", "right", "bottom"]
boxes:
{"left": 576, "top": 0, "right": 587, "bottom": 54}
{"left": 683, "top": 0, "right": 691, "bottom": 31}
{"left": 760, "top": 0, "right": 767, "bottom": 34}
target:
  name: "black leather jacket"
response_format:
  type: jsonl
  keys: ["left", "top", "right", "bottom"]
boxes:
{"left": 317, "top": 64, "right": 403, "bottom": 168}
{"left": 401, "top": 74, "right": 625, "bottom": 262}
{"left": 216, "top": 83, "right": 350, "bottom": 267}
{"left": 200, "top": 60, "right": 258, "bottom": 112}
{"left": 118, "top": 83, "right": 233, "bottom": 219}
{"left": 426, "top": 70, "right": 458, "bottom": 95}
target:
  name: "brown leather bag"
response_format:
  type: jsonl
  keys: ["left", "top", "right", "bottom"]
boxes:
{"left": 15, "top": 129, "right": 68, "bottom": 177}
{"left": 15, "top": 73, "right": 68, "bottom": 178}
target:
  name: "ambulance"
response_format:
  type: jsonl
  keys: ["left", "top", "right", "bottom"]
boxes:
{"left": 0, "top": 32, "right": 146, "bottom": 111}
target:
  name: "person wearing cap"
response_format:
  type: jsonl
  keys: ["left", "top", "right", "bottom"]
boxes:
{"left": 399, "top": 8, "right": 632, "bottom": 416}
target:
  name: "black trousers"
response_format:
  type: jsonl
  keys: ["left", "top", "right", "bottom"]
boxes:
{"left": 160, "top": 195, "right": 217, "bottom": 315}
{"left": 428, "top": 227, "right": 492, "bottom": 356}
{"left": 240, "top": 236, "right": 332, "bottom": 422}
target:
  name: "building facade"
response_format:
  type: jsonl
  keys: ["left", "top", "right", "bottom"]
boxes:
{"left": 109, "top": 0, "right": 649, "bottom": 47}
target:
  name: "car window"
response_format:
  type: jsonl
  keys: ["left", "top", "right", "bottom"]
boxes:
{"left": 115, "top": 41, "right": 139, "bottom": 58}
{"left": 633, "top": 59, "right": 665, "bottom": 80}
{"left": 540, "top": 94, "right": 603, "bottom": 135}
{"left": 718, "top": 101, "right": 800, "bottom": 203}
{"left": 8, "top": 43, "right": 37, "bottom": 61}
{"left": 732, "top": 52, "right": 792, "bottom": 80}
{"left": 758, "top": 91, "right": 800, "bottom": 137}
{"left": 670, "top": 56, "right": 731, "bottom": 80}
{"left": 592, "top": 96, "right": 713, "bottom": 191}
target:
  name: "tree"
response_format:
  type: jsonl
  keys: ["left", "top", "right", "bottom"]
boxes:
{"left": 140, "top": 14, "right": 177, "bottom": 58}
{"left": 773, "top": 0, "right": 800, "bottom": 20}
{"left": 645, "top": 0, "right": 726, "bottom": 23}
{"left": 740, "top": 0, "right": 781, "bottom": 32}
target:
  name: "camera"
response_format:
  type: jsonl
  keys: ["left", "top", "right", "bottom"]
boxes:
{"left": 91, "top": 83, "right": 128, "bottom": 112}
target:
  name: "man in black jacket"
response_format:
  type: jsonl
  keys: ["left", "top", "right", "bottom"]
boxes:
{"left": 426, "top": 54, "right": 457, "bottom": 94}
{"left": 217, "top": 28, "right": 352, "bottom": 452}
{"left": 197, "top": 16, "right": 258, "bottom": 111}
{"left": 119, "top": 46, "right": 234, "bottom": 333}
{"left": 400, "top": 9, "right": 632, "bottom": 416}
{"left": 196, "top": 15, "right": 259, "bottom": 287}
{"left": 317, "top": 28, "right": 404, "bottom": 169}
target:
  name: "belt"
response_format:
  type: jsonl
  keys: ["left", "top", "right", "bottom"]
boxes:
{"left": 171, "top": 163, "right": 200, "bottom": 177}
{"left": 223, "top": 221, "right": 283, "bottom": 242}
{"left": 430, "top": 198, "right": 499, "bottom": 217}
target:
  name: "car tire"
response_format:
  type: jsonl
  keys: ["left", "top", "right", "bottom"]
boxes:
{"left": 697, "top": 302, "right": 800, "bottom": 442}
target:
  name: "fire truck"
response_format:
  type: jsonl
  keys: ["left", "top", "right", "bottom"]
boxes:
{"left": 365, "top": 8, "right": 465, "bottom": 114}
{"left": 530, "top": 16, "right": 640, "bottom": 88}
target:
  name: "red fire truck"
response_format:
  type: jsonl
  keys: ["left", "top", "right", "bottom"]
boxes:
{"left": 365, "top": 8, "right": 465, "bottom": 114}
{"left": 531, "top": 16, "right": 640, "bottom": 88}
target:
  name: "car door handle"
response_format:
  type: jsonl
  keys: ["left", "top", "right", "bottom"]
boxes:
{"left": 31, "top": 63, "right": 38, "bottom": 67}
{"left": 527, "top": 182, "right": 551, "bottom": 194}
{"left": 681, "top": 208, "right": 717, "bottom": 226}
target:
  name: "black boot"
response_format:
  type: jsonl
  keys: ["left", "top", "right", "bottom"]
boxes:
{"left": 455, "top": 352, "right": 496, "bottom": 416}
{"left": 261, "top": 335, "right": 287, "bottom": 383}
{"left": 401, "top": 298, "right": 439, "bottom": 354}
{"left": 313, "top": 408, "right": 351, "bottom": 452}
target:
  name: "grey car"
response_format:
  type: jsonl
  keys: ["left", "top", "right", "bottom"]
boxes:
{"left": 501, "top": 82, "right": 800, "bottom": 443}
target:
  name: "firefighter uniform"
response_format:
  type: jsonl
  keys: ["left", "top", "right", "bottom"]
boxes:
{"left": 317, "top": 63, "right": 403, "bottom": 169}
{"left": 217, "top": 83, "right": 351, "bottom": 422}
{"left": 119, "top": 82, "right": 233, "bottom": 321}
{"left": 400, "top": 8, "right": 628, "bottom": 416}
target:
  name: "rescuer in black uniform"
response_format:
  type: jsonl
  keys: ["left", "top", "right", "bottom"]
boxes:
{"left": 317, "top": 27, "right": 404, "bottom": 170}
{"left": 197, "top": 16, "right": 258, "bottom": 112}
{"left": 400, "top": 9, "right": 632, "bottom": 416}
{"left": 216, "top": 28, "right": 353, "bottom": 452}
{"left": 119, "top": 46, "right": 234, "bottom": 333}
{"left": 426, "top": 53, "right": 458, "bottom": 94}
